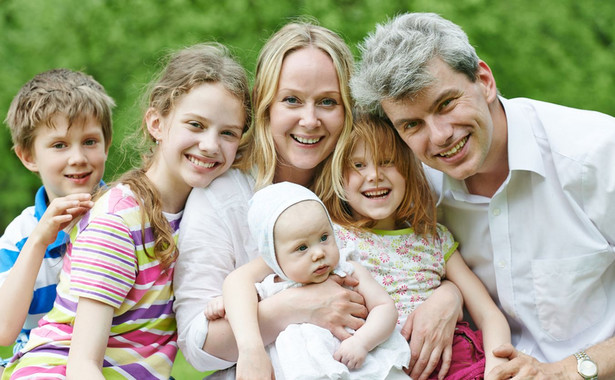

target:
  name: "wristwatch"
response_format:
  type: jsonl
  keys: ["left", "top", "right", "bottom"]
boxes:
{"left": 574, "top": 351, "right": 598, "bottom": 380}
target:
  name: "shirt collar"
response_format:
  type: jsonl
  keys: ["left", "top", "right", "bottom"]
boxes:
{"left": 499, "top": 96, "right": 546, "bottom": 177}
{"left": 438, "top": 97, "right": 546, "bottom": 201}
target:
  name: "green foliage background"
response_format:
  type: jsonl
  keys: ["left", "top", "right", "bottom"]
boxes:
{"left": 1, "top": 0, "right": 614, "bottom": 232}
{"left": 0, "top": 0, "right": 613, "bottom": 377}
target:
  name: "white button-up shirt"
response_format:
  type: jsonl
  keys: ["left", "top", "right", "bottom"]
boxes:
{"left": 425, "top": 97, "right": 615, "bottom": 362}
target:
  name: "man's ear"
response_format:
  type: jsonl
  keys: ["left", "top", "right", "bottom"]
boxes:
{"left": 145, "top": 107, "right": 164, "bottom": 142}
{"left": 15, "top": 146, "right": 39, "bottom": 173}
{"left": 477, "top": 60, "right": 498, "bottom": 103}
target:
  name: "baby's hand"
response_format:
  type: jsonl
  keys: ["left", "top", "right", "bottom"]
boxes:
{"left": 32, "top": 193, "right": 94, "bottom": 247}
{"left": 334, "top": 336, "right": 368, "bottom": 369}
{"left": 204, "top": 296, "right": 225, "bottom": 320}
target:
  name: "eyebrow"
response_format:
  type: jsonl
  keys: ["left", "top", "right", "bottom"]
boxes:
{"left": 391, "top": 88, "right": 461, "bottom": 128}
{"left": 185, "top": 113, "right": 244, "bottom": 130}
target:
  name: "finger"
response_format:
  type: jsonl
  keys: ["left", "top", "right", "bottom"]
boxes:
{"left": 417, "top": 344, "right": 442, "bottom": 380}
{"left": 408, "top": 334, "right": 424, "bottom": 375}
{"left": 331, "top": 326, "right": 352, "bottom": 341}
{"left": 400, "top": 315, "right": 414, "bottom": 340}
{"left": 344, "top": 315, "right": 365, "bottom": 331}
{"left": 345, "top": 287, "right": 365, "bottom": 305}
{"left": 437, "top": 344, "right": 452, "bottom": 380}
{"left": 492, "top": 343, "right": 516, "bottom": 359}
{"left": 340, "top": 274, "right": 360, "bottom": 287}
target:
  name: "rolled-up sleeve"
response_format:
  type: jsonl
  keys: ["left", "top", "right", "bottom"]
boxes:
{"left": 173, "top": 170, "right": 256, "bottom": 371}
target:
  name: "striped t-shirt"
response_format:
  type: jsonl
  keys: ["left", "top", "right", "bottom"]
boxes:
{"left": 3, "top": 184, "right": 182, "bottom": 379}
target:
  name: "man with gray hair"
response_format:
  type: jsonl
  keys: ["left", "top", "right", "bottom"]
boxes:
{"left": 352, "top": 12, "right": 615, "bottom": 380}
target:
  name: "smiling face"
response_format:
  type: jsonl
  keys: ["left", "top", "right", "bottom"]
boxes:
{"left": 381, "top": 59, "right": 501, "bottom": 182}
{"left": 273, "top": 200, "right": 340, "bottom": 284}
{"left": 343, "top": 140, "right": 406, "bottom": 230}
{"left": 17, "top": 113, "right": 108, "bottom": 202}
{"left": 146, "top": 82, "right": 245, "bottom": 209}
{"left": 269, "top": 46, "right": 345, "bottom": 182}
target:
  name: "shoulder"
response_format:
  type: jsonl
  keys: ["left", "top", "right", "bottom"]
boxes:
{"left": 507, "top": 97, "right": 615, "bottom": 156}
{"left": 76, "top": 184, "right": 140, "bottom": 235}
{"left": 0, "top": 205, "right": 37, "bottom": 247}
{"left": 186, "top": 169, "right": 254, "bottom": 210}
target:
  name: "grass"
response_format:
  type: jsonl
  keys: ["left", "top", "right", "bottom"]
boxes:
{"left": 1, "top": 344, "right": 214, "bottom": 379}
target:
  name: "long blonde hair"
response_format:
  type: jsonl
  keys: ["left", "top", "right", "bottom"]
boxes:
{"left": 318, "top": 113, "right": 437, "bottom": 236}
{"left": 109, "top": 43, "right": 251, "bottom": 269}
{"left": 237, "top": 20, "right": 354, "bottom": 190}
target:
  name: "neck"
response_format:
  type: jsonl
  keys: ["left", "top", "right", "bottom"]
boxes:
{"left": 274, "top": 165, "right": 315, "bottom": 188}
{"left": 145, "top": 163, "right": 190, "bottom": 214}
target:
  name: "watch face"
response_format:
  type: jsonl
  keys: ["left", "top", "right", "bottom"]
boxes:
{"left": 579, "top": 359, "right": 598, "bottom": 377}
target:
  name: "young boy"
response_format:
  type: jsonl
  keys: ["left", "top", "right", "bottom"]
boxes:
{"left": 0, "top": 68, "right": 114, "bottom": 367}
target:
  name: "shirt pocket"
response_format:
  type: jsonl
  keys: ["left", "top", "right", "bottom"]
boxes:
{"left": 531, "top": 249, "right": 613, "bottom": 341}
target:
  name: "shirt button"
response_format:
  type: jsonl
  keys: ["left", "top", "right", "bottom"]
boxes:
{"left": 492, "top": 208, "right": 501, "bottom": 216}
{"left": 497, "top": 260, "right": 506, "bottom": 268}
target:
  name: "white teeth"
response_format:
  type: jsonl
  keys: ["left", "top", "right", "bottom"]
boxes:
{"left": 294, "top": 135, "right": 321, "bottom": 144}
{"left": 363, "top": 189, "right": 389, "bottom": 198}
{"left": 66, "top": 174, "right": 88, "bottom": 179}
{"left": 439, "top": 137, "right": 467, "bottom": 157}
{"left": 188, "top": 156, "right": 215, "bottom": 168}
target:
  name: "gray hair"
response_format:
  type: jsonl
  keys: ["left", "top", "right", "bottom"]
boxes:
{"left": 351, "top": 12, "right": 480, "bottom": 115}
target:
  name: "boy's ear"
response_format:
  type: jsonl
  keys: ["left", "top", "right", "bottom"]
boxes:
{"left": 14, "top": 146, "right": 39, "bottom": 173}
{"left": 145, "top": 107, "right": 164, "bottom": 142}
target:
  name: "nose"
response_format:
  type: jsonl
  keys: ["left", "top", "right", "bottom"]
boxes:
{"left": 199, "top": 130, "right": 220, "bottom": 156}
{"left": 299, "top": 104, "right": 320, "bottom": 129}
{"left": 426, "top": 117, "right": 454, "bottom": 146}
{"left": 311, "top": 247, "right": 325, "bottom": 262}
{"left": 364, "top": 163, "right": 383, "bottom": 183}
{"left": 68, "top": 146, "right": 87, "bottom": 166}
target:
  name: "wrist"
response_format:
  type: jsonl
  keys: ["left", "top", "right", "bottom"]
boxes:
{"left": 574, "top": 351, "right": 598, "bottom": 380}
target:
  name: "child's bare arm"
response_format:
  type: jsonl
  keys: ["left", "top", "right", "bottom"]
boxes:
{"left": 334, "top": 261, "right": 398, "bottom": 369}
{"left": 222, "top": 257, "right": 276, "bottom": 379}
{"left": 0, "top": 193, "right": 93, "bottom": 345}
{"left": 66, "top": 297, "right": 114, "bottom": 379}
{"left": 444, "top": 250, "right": 511, "bottom": 376}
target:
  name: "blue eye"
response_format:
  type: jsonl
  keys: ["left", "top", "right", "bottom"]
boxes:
{"left": 320, "top": 234, "right": 328, "bottom": 242}
{"left": 320, "top": 98, "right": 338, "bottom": 106}
{"left": 52, "top": 143, "right": 66, "bottom": 149}
{"left": 188, "top": 121, "right": 203, "bottom": 129}
{"left": 298, "top": 244, "right": 308, "bottom": 252}
{"left": 283, "top": 96, "right": 299, "bottom": 105}
{"left": 84, "top": 139, "right": 97, "bottom": 146}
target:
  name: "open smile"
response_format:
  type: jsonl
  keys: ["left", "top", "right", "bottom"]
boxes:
{"left": 65, "top": 172, "right": 91, "bottom": 180}
{"left": 292, "top": 134, "right": 323, "bottom": 145}
{"left": 187, "top": 155, "right": 218, "bottom": 169}
{"left": 362, "top": 188, "right": 390, "bottom": 199}
{"left": 438, "top": 136, "right": 468, "bottom": 158}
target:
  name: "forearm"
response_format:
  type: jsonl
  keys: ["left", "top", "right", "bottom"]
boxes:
{"left": 476, "top": 306, "right": 510, "bottom": 374}
{"left": 0, "top": 238, "right": 46, "bottom": 344}
{"left": 351, "top": 302, "right": 397, "bottom": 351}
{"left": 203, "top": 287, "right": 309, "bottom": 361}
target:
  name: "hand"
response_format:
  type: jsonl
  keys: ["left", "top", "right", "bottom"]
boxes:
{"left": 236, "top": 346, "right": 275, "bottom": 380}
{"left": 401, "top": 282, "right": 461, "bottom": 380}
{"left": 204, "top": 296, "right": 225, "bottom": 320}
{"left": 334, "top": 336, "right": 368, "bottom": 369}
{"left": 32, "top": 193, "right": 94, "bottom": 247}
{"left": 486, "top": 344, "right": 570, "bottom": 380}
{"left": 301, "top": 276, "right": 367, "bottom": 341}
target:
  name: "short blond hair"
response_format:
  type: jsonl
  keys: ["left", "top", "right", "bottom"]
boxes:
{"left": 5, "top": 68, "right": 115, "bottom": 154}
{"left": 237, "top": 20, "right": 354, "bottom": 190}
